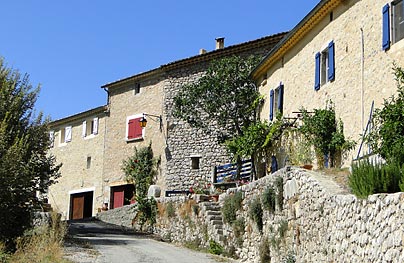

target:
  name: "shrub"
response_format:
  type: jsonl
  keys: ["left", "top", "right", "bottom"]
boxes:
{"left": 233, "top": 218, "right": 245, "bottom": 246}
{"left": 222, "top": 191, "right": 243, "bottom": 224}
{"left": 349, "top": 159, "right": 403, "bottom": 198}
{"left": 262, "top": 186, "right": 276, "bottom": 213}
{"left": 259, "top": 238, "right": 271, "bottom": 263}
{"left": 208, "top": 240, "right": 223, "bottom": 255}
{"left": 9, "top": 213, "right": 68, "bottom": 263}
{"left": 278, "top": 220, "right": 288, "bottom": 239}
{"left": 249, "top": 197, "right": 263, "bottom": 233}
{"left": 166, "top": 202, "right": 175, "bottom": 218}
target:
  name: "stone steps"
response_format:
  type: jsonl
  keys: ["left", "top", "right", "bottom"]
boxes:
{"left": 200, "top": 201, "right": 225, "bottom": 242}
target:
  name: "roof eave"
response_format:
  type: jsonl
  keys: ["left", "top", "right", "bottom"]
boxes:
{"left": 251, "top": 0, "right": 342, "bottom": 80}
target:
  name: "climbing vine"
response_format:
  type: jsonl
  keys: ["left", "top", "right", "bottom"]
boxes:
{"left": 122, "top": 143, "right": 159, "bottom": 230}
{"left": 299, "top": 101, "right": 355, "bottom": 168}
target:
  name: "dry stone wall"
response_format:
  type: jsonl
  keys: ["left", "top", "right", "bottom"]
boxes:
{"left": 150, "top": 167, "right": 404, "bottom": 262}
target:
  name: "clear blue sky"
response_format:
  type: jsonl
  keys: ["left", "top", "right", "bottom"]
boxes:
{"left": 1, "top": 0, "right": 319, "bottom": 120}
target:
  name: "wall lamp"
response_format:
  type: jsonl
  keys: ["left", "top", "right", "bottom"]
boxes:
{"left": 139, "top": 113, "right": 162, "bottom": 131}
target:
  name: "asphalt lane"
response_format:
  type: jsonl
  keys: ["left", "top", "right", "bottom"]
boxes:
{"left": 68, "top": 219, "right": 234, "bottom": 263}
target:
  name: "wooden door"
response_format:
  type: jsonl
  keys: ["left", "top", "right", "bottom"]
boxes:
{"left": 113, "top": 190, "right": 124, "bottom": 209}
{"left": 72, "top": 195, "right": 84, "bottom": 219}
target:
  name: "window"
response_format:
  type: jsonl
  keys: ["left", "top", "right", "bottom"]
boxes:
{"left": 314, "top": 41, "right": 335, "bottom": 90}
{"left": 134, "top": 83, "right": 141, "bottom": 95}
{"left": 60, "top": 126, "right": 72, "bottom": 144}
{"left": 86, "top": 156, "right": 91, "bottom": 169}
{"left": 269, "top": 83, "right": 284, "bottom": 121}
{"left": 191, "top": 156, "right": 201, "bottom": 169}
{"left": 82, "top": 117, "right": 99, "bottom": 138}
{"left": 126, "top": 114, "right": 144, "bottom": 141}
{"left": 383, "top": 1, "right": 404, "bottom": 50}
{"left": 393, "top": 1, "right": 404, "bottom": 43}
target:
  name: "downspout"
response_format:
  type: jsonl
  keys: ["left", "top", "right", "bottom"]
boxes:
{"left": 360, "top": 28, "right": 365, "bottom": 133}
{"left": 101, "top": 87, "right": 110, "bottom": 207}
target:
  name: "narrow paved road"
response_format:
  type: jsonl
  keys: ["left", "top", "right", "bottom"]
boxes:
{"left": 66, "top": 219, "right": 235, "bottom": 263}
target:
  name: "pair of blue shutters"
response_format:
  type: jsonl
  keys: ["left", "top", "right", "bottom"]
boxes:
{"left": 314, "top": 41, "right": 335, "bottom": 91}
{"left": 383, "top": 4, "right": 391, "bottom": 50}
{"left": 269, "top": 83, "right": 284, "bottom": 121}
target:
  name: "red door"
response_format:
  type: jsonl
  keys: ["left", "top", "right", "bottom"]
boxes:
{"left": 113, "top": 190, "right": 124, "bottom": 209}
{"left": 72, "top": 195, "right": 84, "bottom": 219}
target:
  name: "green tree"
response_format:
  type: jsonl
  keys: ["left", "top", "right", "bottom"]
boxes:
{"left": 173, "top": 55, "right": 262, "bottom": 177}
{"left": 367, "top": 64, "right": 404, "bottom": 164}
{"left": 0, "top": 58, "right": 61, "bottom": 248}
{"left": 173, "top": 55, "right": 261, "bottom": 141}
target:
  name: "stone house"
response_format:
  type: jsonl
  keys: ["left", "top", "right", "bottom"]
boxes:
{"left": 101, "top": 34, "right": 286, "bottom": 199}
{"left": 48, "top": 106, "right": 108, "bottom": 220}
{"left": 251, "top": 0, "right": 404, "bottom": 168}
{"left": 48, "top": 33, "right": 286, "bottom": 219}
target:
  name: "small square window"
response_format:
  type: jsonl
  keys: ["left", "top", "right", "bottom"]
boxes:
{"left": 134, "top": 83, "right": 141, "bottom": 95}
{"left": 191, "top": 157, "right": 201, "bottom": 169}
{"left": 87, "top": 156, "right": 91, "bottom": 169}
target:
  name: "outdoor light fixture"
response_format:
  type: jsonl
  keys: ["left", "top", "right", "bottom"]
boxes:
{"left": 139, "top": 113, "right": 162, "bottom": 131}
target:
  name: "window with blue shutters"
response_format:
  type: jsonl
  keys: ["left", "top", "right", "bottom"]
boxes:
{"left": 328, "top": 41, "right": 335, "bottom": 81}
{"left": 269, "top": 83, "right": 284, "bottom": 121}
{"left": 383, "top": 4, "right": 391, "bottom": 50}
{"left": 383, "top": 1, "right": 404, "bottom": 50}
{"left": 314, "top": 41, "right": 335, "bottom": 90}
{"left": 269, "top": 89, "right": 274, "bottom": 121}
{"left": 314, "top": 53, "right": 321, "bottom": 91}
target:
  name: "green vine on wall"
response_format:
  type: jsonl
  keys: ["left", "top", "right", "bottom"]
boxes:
{"left": 299, "top": 101, "right": 355, "bottom": 168}
{"left": 122, "top": 143, "right": 159, "bottom": 231}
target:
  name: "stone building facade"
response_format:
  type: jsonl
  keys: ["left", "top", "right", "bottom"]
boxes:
{"left": 48, "top": 106, "right": 107, "bottom": 220}
{"left": 252, "top": 0, "right": 404, "bottom": 167}
{"left": 101, "top": 33, "right": 287, "bottom": 197}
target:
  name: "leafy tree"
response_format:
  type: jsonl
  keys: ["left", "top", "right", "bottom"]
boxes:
{"left": 0, "top": 58, "right": 61, "bottom": 248}
{"left": 367, "top": 64, "right": 404, "bottom": 164}
{"left": 173, "top": 55, "right": 261, "bottom": 141}
{"left": 173, "top": 55, "right": 262, "bottom": 177}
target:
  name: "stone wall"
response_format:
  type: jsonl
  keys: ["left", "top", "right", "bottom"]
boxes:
{"left": 149, "top": 167, "right": 404, "bottom": 262}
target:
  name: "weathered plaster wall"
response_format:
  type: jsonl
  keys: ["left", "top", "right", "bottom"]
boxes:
{"left": 259, "top": 0, "right": 404, "bottom": 166}
{"left": 48, "top": 113, "right": 106, "bottom": 219}
{"left": 103, "top": 75, "right": 167, "bottom": 199}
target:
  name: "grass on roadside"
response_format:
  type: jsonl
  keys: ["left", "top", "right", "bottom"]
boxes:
{"left": 2, "top": 212, "right": 71, "bottom": 263}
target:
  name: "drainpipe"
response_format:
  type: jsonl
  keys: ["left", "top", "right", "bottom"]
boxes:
{"left": 360, "top": 28, "right": 365, "bottom": 132}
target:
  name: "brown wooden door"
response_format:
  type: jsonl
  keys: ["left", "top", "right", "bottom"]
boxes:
{"left": 113, "top": 190, "right": 124, "bottom": 209}
{"left": 72, "top": 195, "right": 84, "bottom": 219}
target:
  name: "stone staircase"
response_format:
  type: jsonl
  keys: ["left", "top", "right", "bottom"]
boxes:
{"left": 200, "top": 202, "right": 224, "bottom": 241}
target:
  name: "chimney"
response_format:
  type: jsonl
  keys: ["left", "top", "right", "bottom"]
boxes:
{"left": 215, "top": 37, "right": 225, "bottom": 50}
{"left": 199, "top": 48, "right": 207, "bottom": 55}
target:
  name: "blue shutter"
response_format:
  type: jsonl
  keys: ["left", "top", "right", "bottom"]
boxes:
{"left": 382, "top": 4, "right": 390, "bottom": 50}
{"left": 328, "top": 41, "right": 335, "bottom": 81}
{"left": 278, "top": 83, "right": 284, "bottom": 114}
{"left": 314, "top": 52, "right": 321, "bottom": 91}
{"left": 269, "top": 89, "right": 274, "bottom": 121}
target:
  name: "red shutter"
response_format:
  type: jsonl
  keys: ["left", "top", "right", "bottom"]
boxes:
{"left": 127, "top": 117, "right": 143, "bottom": 140}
